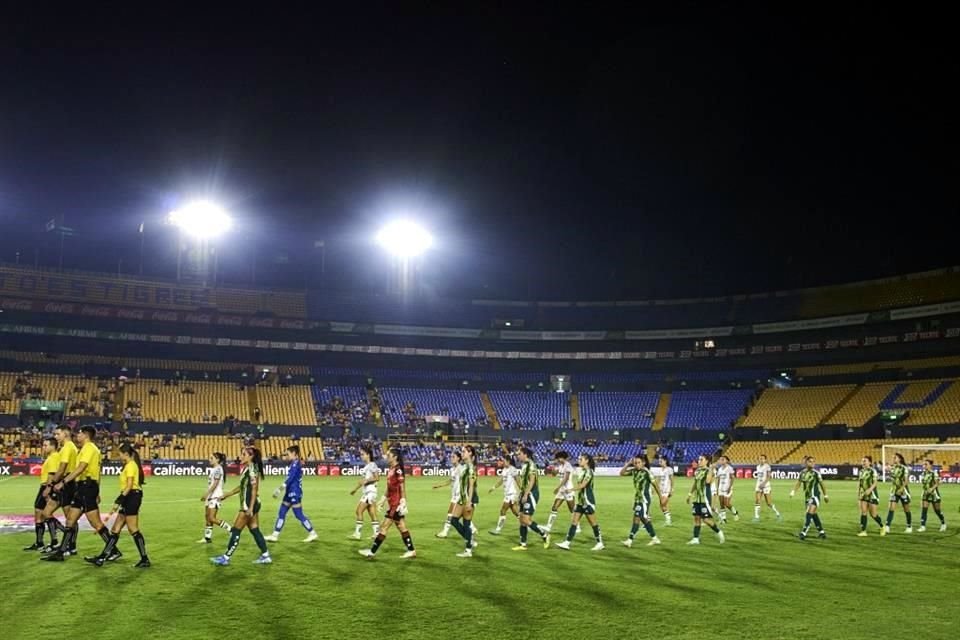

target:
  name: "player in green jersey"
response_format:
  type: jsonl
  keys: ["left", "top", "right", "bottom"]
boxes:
{"left": 790, "top": 456, "right": 828, "bottom": 540}
{"left": 555, "top": 453, "right": 604, "bottom": 551}
{"left": 685, "top": 455, "right": 725, "bottom": 545}
{"left": 885, "top": 452, "right": 913, "bottom": 533}
{"left": 512, "top": 447, "right": 550, "bottom": 551}
{"left": 619, "top": 453, "right": 662, "bottom": 548}
{"left": 451, "top": 445, "right": 479, "bottom": 557}
{"left": 919, "top": 459, "right": 946, "bottom": 533}
{"left": 856, "top": 456, "right": 885, "bottom": 537}
{"left": 211, "top": 446, "right": 271, "bottom": 566}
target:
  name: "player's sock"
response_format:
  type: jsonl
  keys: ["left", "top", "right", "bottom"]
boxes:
{"left": 219, "top": 520, "right": 231, "bottom": 531}
{"left": 921, "top": 507, "right": 928, "bottom": 526}
{"left": 812, "top": 514, "right": 824, "bottom": 532}
{"left": 450, "top": 517, "right": 465, "bottom": 537}
{"left": 463, "top": 519, "right": 473, "bottom": 550}
{"left": 101, "top": 532, "right": 120, "bottom": 559}
{"left": 592, "top": 525, "right": 602, "bottom": 543}
{"left": 97, "top": 525, "right": 111, "bottom": 544}
{"left": 354, "top": 520, "right": 363, "bottom": 535}
{"left": 935, "top": 508, "right": 945, "bottom": 524}
{"left": 754, "top": 505, "right": 761, "bottom": 519}
{"left": 802, "top": 513, "right": 812, "bottom": 535}
{"left": 250, "top": 528, "right": 269, "bottom": 554}
{"left": 132, "top": 531, "right": 148, "bottom": 560}
{"left": 45, "top": 518, "right": 60, "bottom": 545}
{"left": 274, "top": 503, "right": 290, "bottom": 534}
{"left": 629, "top": 522, "right": 640, "bottom": 539}
{"left": 370, "top": 533, "right": 385, "bottom": 554}
{"left": 860, "top": 515, "right": 867, "bottom": 531}
{"left": 204, "top": 525, "right": 213, "bottom": 540}
{"left": 771, "top": 504, "right": 781, "bottom": 517}
{"left": 519, "top": 524, "right": 528, "bottom": 544}
{"left": 692, "top": 525, "right": 701, "bottom": 539}
{"left": 886, "top": 510, "right": 894, "bottom": 526}
{"left": 442, "top": 516, "right": 453, "bottom": 534}
{"left": 663, "top": 511, "right": 671, "bottom": 524}
{"left": 225, "top": 527, "right": 242, "bottom": 557}
{"left": 58, "top": 525, "right": 77, "bottom": 552}
{"left": 706, "top": 522, "right": 719, "bottom": 533}
{"left": 719, "top": 508, "right": 727, "bottom": 522}
{"left": 34, "top": 522, "right": 44, "bottom": 546}
{"left": 644, "top": 521, "right": 656, "bottom": 538}
{"left": 547, "top": 511, "right": 558, "bottom": 529}
{"left": 905, "top": 511, "right": 912, "bottom": 527}
{"left": 562, "top": 525, "right": 575, "bottom": 542}
{"left": 401, "top": 531, "right": 415, "bottom": 551}
{"left": 873, "top": 515, "right": 884, "bottom": 528}
{"left": 731, "top": 507, "right": 739, "bottom": 516}
{"left": 529, "top": 522, "right": 545, "bottom": 537}
{"left": 496, "top": 515, "right": 506, "bottom": 531}
{"left": 293, "top": 507, "right": 314, "bottom": 532}
{"left": 372, "top": 522, "right": 380, "bottom": 535}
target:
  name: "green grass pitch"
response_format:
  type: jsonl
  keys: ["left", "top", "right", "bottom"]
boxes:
{"left": 1, "top": 476, "right": 958, "bottom": 640}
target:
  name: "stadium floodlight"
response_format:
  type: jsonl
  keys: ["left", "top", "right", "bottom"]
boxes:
{"left": 375, "top": 220, "right": 433, "bottom": 258}
{"left": 168, "top": 200, "right": 233, "bottom": 239}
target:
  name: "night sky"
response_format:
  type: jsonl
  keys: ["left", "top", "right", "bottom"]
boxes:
{"left": 0, "top": 6, "right": 956, "bottom": 300}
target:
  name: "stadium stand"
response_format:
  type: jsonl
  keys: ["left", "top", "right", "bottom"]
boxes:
{"left": 741, "top": 385, "right": 856, "bottom": 428}
{"left": 0, "top": 351, "right": 309, "bottom": 375}
{"left": 378, "top": 387, "right": 487, "bottom": 428}
{"left": 124, "top": 379, "right": 250, "bottom": 423}
{"left": 577, "top": 391, "right": 659, "bottom": 430}
{"left": 0, "top": 372, "right": 116, "bottom": 417}
{"left": 721, "top": 440, "right": 802, "bottom": 465}
{"left": 255, "top": 383, "right": 315, "bottom": 426}
{"left": 486, "top": 391, "right": 570, "bottom": 430}
{"left": 664, "top": 389, "right": 754, "bottom": 430}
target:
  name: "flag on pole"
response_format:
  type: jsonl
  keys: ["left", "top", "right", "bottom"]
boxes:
{"left": 138, "top": 221, "right": 144, "bottom": 234}
{"left": 45, "top": 218, "right": 57, "bottom": 232}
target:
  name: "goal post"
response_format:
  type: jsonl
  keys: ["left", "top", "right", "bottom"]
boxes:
{"left": 880, "top": 443, "right": 960, "bottom": 482}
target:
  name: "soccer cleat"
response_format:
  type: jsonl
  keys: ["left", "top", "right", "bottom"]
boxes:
{"left": 647, "top": 537, "right": 661, "bottom": 546}
{"left": 106, "top": 550, "right": 122, "bottom": 562}
{"left": 434, "top": 530, "right": 449, "bottom": 538}
{"left": 511, "top": 545, "right": 528, "bottom": 551}
{"left": 904, "top": 527, "right": 913, "bottom": 534}
{"left": 857, "top": 531, "right": 868, "bottom": 537}
{"left": 542, "top": 533, "right": 551, "bottom": 549}
{"left": 918, "top": 526, "right": 926, "bottom": 533}
{"left": 253, "top": 553, "right": 272, "bottom": 564}
{"left": 84, "top": 555, "right": 105, "bottom": 567}
{"left": 210, "top": 555, "right": 230, "bottom": 566}
{"left": 456, "top": 549, "right": 473, "bottom": 558}
{"left": 135, "top": 558, "right": 151, "bottom": 568}
{"left": 303, "top": 531, "right": 318, "bottom": 543}
{"left": 197, "top": 538, "right": 212, "bottom": 544}
{"left": 555, "top": 540, "right": 572, "bottom": 550}
{"left": 64, "top": 549, "right": 77, "bottom": 557}
{"left": 686, "top": 538, "right": 700, "bottom": 545}
{"left": 939, "top": 523, "right": 947, "bottom": 532}
{"left": 883, "top": 525, "right": 890, "bottom": 534}
{"left": 775, "top": 513, "right": 784, "bottom": 522}
{"left": 401, "top": 550, "right": 417, "bottom": 559}
{"left": 41, "top": 552, "right": 65, "bottom": 561}
{"left": 751, "top": 517, "right": 761, "bottom": 523}
{"left": 488, "top": 529, "right": 501, "bottom": 536}
{"left": 591, "top": 542, "right": 604, "bottom": 551}
{"left": 798, "top": 532, "right": 806, "bottom": 541}
{"left": 717, "top": 530, "right": 726, "bottom": 544}
{"left": 734, "top": 514, "right": 740, "bottom": 522}
{"left": 818, "top": 532, "right": 827, "bottom": 539}
{"left": 358, "top": 549, "right": 375, "bottom": 559}
{"left": 264, "top": 533, "right": 280, "bottom": 542}
{"left": 348, "top": 532, "right": 362, "bottom": 540}
{"left": 622, "top": 538, "right": 633, "bottom": 548}
{"left": 23, "top": 542, "right": 44, "bottom": 551}
{"left": 39, "top": 545, "right": 55, "bottom": 554}
{"left": 879, "top": 526, "right": 887, "bottom": 537}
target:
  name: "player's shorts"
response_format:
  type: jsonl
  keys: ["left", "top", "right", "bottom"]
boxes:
{"left": 359, "top": 492, "right": 378, "bottom": 506}
{"left": 575, "top": 503, "right": 596, "bottom": 516}
{"left": 59, "top": 481, "right": 76, "bottom": 507}
{"left": 283, "top": 492, "right": 303, "bottom": 505}
{"left": 922, "top": 491, "right": 941, "bottom": 504}
{"left": 502, "top": 493, "right": 518, "bottom": 506}
{"left": 717, "top": 487, "right": 733, "bottom": 499}
{"left": 458, "top": 491, "right": 480, "bottom": 508}
{"left": 691, "top": 502, "right": 712, "bottom": 518}
{"left": 521, "top": 494, "right": 538, "bottom": 516}
{"left": 557, "top": 490, "right": 575, "bottom": 503}
{"left": 755, "top": 483, "right": 771, "bottom": 495}
{"left": 34, "top": 485, "right": 50, "bottom": 510}
{"left": 240, "top": 498, "right": 262, "bottom": 515}
{"left": 385, "top": 505, "right": 404, "bottom": 522}
{"left": 71, "top": 481, "right": 100, "bottom": 513}
{"left": 859, "top": 492, "right": 879, "bottom": 505}
{"left": 206, "top": 496, "right": 223, "bottom": 510}
{"left": 634, "top": 500, "right": 650, "bottom": 520}
{"left": 806, "top": 496, "right": 821, "bottom": 508}
{"left": 450, "top": 492, "right": 462, "bottom": 506}
{"left": 889, "top": 491, "right": 911, "bottom": 505}
{"left": 118, "top": 490, "right": 143, "bottom": 516}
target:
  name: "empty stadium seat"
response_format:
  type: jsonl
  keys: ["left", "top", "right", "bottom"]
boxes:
{"left": 577, "top": 391, "right": 659, "bottom": 430}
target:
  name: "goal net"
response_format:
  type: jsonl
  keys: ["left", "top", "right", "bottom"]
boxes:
{"left": 880, "top": 443, "right": 960, "bottom": 482}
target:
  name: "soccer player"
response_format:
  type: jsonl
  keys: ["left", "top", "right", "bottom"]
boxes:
{"left": 211, "top": 446, "right": 272, "bottom": 565}
{"left": 657, "top": 454, "right": 674, "bottom": 526}
{"left": 199, "top": 452, "right": 232, "bottom": 543}
{"left": 555, "top": 453, "right": 604, "bottom": 551}
{"left": 885, "top": 452, "right": 913, "bottom": 533}
{"left": 349, "top": 446, "right": 381, "bottom": 540}
{"left": 38, "top": 425, "right": 78, "bottom": 553}
{"left": 753, "top": 454, "right": 782, "bottom": 522}
{"left": 685, "top": 454, "right": 725, "bottom": 545}
{"left": 359, "top": 448, "right": 416, "bottom": 559}
{"left": 488, "top": 456, "right": 520, "bottom": 535}
{"left": 450, "top": 444, "right": 479, "bottom": 557}
{"left": 545, "top": 451, "right": 577, "bottom": 533}
{"left": 265, "top": 445, "right": 318, "bottom": 543}
{"left": 512, "top": 447, "right": 550, "bottom": 551}
{"left": 433, "top": 450, "right": 464, "bottom": 538}
{"left": 620, "top": 453, "right": 662, "bottom": 548}
{"left": 24, "top": 437, "right": 60, "bottom": 551}
{"left": 43, "top": 426, "right": 113, "bottom": 561}
{"left": 919, "top": 459, "right": 946, "bottom": 533}
{"left": 790, "top": 455, "right": 828, "bottom": 540}
{"left": 714, "top": 455, "right": 739, "bottom": 523}
{"left": 85, "top": 443, "right": 150, "bottom": 568}
{"left": 857, "top": 456, "right": 885, "bottom": 536}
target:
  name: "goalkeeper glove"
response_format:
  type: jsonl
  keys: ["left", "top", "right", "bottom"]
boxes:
{"left": 398, "top": 498, "right": 408, "bottom": 516}
{"left": 272, "top": 486, "right": 283, "bottom": 499}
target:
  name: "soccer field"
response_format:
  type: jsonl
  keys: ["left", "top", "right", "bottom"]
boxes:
{"left": 2, "top": 475, "right": 958, "bottom": 640}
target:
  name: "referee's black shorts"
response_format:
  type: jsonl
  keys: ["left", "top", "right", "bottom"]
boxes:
{"left": 34, "top": 485, "right": 49, "bottom": 510}
{"left": 70, "top": 480, "right": 100, "bottom": 513}
{"left": 118, "top": 490, "right": 143, "bottom": 516}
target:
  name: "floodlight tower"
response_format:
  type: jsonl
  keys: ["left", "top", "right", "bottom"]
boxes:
{"left": 168, "top": 200, "right": 233, "bottom": 285}
{"left": 375, "top": 220, "right": 433, "bottom": 296}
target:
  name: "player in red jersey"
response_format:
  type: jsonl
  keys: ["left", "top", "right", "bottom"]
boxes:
{"left": 359, "top": 448, "right": 416, "bottom": 559}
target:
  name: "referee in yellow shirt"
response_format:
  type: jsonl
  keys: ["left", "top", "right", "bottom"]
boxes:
{"left": 42, "top": 426, "right": 112, "bottom": 562}
{"left": 24, "top": 437, "right": 61, "bottom": 551}
{"left": 39, "top": 425, "right": 78, "bottom": 553}
{"left": 86, "top": 442, "right": 150, "bottom": 568}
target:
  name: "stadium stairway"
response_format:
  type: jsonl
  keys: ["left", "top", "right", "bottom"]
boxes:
{"left": 652, "top": 393, "right": 671, "bottom": 431}
{"left": 819, "top": 384, "right": 863, "bottom": 425}
{"left": 569, "top": 392, "right": 581, "bottom": 431}
{"left": 775, "top": 442, "right": 806, "bottom": 463}
{"left": 113, "top": 383, "right": 127, "bottom": 421}
{"left": 367, "top": 387, "right": 383, "bottom": 426}
{"left": 480, "top": 392, "right": 501, "bottom": 429}
{"left": 248, "top": 385, "right": 261, "bottom": 424}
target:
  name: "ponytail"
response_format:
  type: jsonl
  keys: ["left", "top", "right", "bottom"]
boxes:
{"left": 120, "top": 442, "right": 145, "bottom": 486}
{"left": 214, "top": 452, "right": 227, "bottom": 486}
{"left": 389, "top": 447, "right": 404, "bottom": 474}
{"left": 245, "top": 446, "right": 264, "bottom": 477}
{"left": 583, "top": 453, "right": 596, "bottom": 471}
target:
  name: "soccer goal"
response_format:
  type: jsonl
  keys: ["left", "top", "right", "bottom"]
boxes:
{"left": 880, "top": 443, "right": 960, "bottom": 481}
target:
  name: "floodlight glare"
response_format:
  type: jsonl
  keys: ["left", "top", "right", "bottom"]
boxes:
{"left": 168, "top": 200, "right": 233, "bottom": 239}
{"left": 375, "top": 220, "right": 433, "bottom": 258}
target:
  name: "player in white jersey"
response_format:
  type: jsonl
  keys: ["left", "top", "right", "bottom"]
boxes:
{"left": 432, "top": 450, "right": 476, "bottom": 538}
{"left": 488, "top": 456, "right": 521, "bottom": 535}
{"left": 714, "top": 456, "right": 740, "bottom": 523}
{"left": 657, "top": 455, "right": 674, "bottom": 526}
{"left": 752, "top": 454, "right": 782, "bottom": 522}
{"left": 349, "top": 446, "right": 381, "bottom": 540}
{"left": 546, "top": 452, "right": 578, "bottom": 533}
{"left": 198, "top": 452, "right": 232, "bottom": 543}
